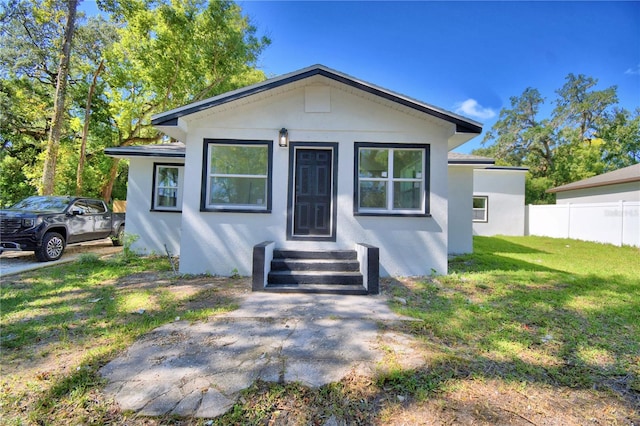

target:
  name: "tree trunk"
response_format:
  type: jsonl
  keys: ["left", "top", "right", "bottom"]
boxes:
{"left": 101, "top": 158, "right": 120, "bottom": 203}
{"left": 41, "top": 0, "right": 78, "bottom": 195}
{"left": 76, "top": 59, "right": 104, "bottom": 195}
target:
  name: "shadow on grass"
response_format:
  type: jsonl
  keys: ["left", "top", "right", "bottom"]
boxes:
{"left": 383, "top": 238, "right": 640, "bottom": 418}
{"left": 0, "top": 256, "right": 244, "bottom": 423}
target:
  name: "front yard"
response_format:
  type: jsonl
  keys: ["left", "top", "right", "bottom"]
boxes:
{"left": 1, "top": 236, "right": 638, "bottom": 424}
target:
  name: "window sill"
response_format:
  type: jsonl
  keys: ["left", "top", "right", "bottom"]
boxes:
{"left": 354, "top": 212, "right": 431, "bottom": 218}
{"left": 201, "top": 207, "right": 271, "bottom": 214}
{"left": 150, "top": 208, "right": 182, "bottom": 213}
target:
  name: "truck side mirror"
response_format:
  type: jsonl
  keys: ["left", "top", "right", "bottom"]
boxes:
{"left": 70, "top": 207, "right": 84, "bottom": 216}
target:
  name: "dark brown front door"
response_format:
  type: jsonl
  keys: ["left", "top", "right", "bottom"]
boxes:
{"left": 293, "top": 149, "right": 332, "bottom": 236}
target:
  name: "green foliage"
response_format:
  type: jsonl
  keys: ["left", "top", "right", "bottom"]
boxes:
{"left": 0, "top": 0, "right": 270, "bottom": 203}
{"left": 478, "top": 74, "right": 638, "bottom": 204}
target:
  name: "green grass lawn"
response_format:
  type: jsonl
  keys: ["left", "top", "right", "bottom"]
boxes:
{"left": 387, "top": 236, "right": 640, "bottom": 400}
{"left": 1, "top": 237, "right": 638, "bottom": 425}
{"left": 0, "top": 253, "right": 239, "bottom": 424}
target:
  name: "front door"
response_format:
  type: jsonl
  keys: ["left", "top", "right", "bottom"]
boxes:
{"left": 289, "top": 146, "right": 336, "bottom": 240}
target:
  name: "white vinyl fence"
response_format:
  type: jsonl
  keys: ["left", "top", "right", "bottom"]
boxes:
{"left": 526, "top": 201, "right": 640, "bottom": 247}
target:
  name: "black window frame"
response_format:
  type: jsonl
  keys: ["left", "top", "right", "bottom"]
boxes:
{"left": 201, "top": 139, "right": 273, "bottom": 213}
{"left": 472, "top": 195, "right": 489, "bottom": 223}
{"left": 151, "top": 162, "right": 185, "bottom": 212}
{"left": 353, "top": 142, "right": 431, "bottom": 217}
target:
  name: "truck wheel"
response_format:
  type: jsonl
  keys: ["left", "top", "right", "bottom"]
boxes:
{"left": 35, "top": 232, "right": 65, "bottom": 262}
{"left": 112, "top": 225, "right": 125, "bottom": 247}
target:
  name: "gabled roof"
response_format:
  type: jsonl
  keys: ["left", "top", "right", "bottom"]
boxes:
{"left": 547, "top": 163, "right": 640, "bottom": 194}
{"left": 151, "top": 64, "right": 482, "bottom": 135}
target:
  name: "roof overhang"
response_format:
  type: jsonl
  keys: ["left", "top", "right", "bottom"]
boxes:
{"left": 447, "top": 152, "right": 495, "bottom": 168}
{"left": 104, "top": 143, "right": 186, "bottom": 159}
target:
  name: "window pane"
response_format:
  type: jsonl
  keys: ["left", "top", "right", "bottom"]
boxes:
{"left": 158, "top": 167, "right": 179, "bottom": 187}
{"left": 210, "top": 145, "right": 267, "bottom": 175}
{"left": 360, "top": 181, "right": 387, "bottom": 208}
{"left": 393, "top": 150, "right": 422, "bottom": 178}
{"left": 359, "top": 149, "right": 388, "bottom": 178}
{"left": 473, "top": 197, "right": 486, "bottom": 208}
{"left": 210, "top": 177, "right": 267, "bottom": 206}
{"left": 393, "top": 181, "right": 422, "bottom": 209}
{"left": 473, "top": 209, "right": 486, "bottom": 221}
{"left": 157, "top": 188, "right": 178, "bottom": 207}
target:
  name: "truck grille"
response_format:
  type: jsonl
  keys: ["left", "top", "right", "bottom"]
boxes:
{"left": 0, "top": 217, "right": 21, "bottom": 235}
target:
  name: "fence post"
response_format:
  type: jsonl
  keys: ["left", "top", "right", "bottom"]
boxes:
{"left": 620, "top": 200, "right": 625, "bottom": 247}
{"left": 567, "top": 203, "right": 572, "bottom": 239}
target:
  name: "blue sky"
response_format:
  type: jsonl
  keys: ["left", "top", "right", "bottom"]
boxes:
{"left": 82, "top": 1, "right": 640, "bottom": 153}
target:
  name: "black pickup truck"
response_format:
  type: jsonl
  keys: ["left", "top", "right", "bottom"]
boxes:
{"left": 0, "top": 196, "right": 125, "bottom": 262}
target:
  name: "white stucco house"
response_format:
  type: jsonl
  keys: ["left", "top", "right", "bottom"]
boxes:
{"left": 471, "top": 166, "right": 528, "bottom": 237}
{"left": 106, "top": 65, "right": 498, "bottom": 294}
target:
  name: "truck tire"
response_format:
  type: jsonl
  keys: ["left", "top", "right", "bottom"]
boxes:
{"left": 112, "top": 225, "right": 125, "bottom": 247}
{"left": 35, "top": 232, "right": 66, "bottom": 262}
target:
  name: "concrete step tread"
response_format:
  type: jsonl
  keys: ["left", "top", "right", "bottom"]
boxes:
{"left": 273, "top": 250, "right": 357, "bottom": 260}
{"left": 264, "top": 284, "right": 368, "bottom": 295}
{"left": 268, "top": 270, "right": 362, "bottom": 276}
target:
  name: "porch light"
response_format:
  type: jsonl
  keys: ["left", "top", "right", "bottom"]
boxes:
{"left": 279, "top": 128, "right": 289, "bottom": 147}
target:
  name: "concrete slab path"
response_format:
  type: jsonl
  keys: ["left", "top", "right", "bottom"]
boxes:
{"left": 100, "top": 292, "right": 422, "bottom": 419}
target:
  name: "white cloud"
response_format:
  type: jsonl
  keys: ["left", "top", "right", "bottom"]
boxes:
{"left": 454, "top": 99, "right": 496, "bottom": 120}
{"left": 625, "top": 64, "right": 640, "bottom": 75}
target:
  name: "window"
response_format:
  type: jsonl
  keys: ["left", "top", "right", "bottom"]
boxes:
{"left": 153, "top": 164, "right": 184, "bottom": 211}
{"left": 354, "top": 143, "right": 429, "bottom": 215}
{"left": 71, "top": 199, "right": 106, "bottom": 214}
{"left": 202, "top": 139, "right": 272, "bottom": 212}
{"left": 472, "top": 196, "right": 488, "bottom": 222}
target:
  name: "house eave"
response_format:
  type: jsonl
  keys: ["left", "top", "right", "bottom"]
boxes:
{"left": 104, "top": 144, "right": 186, "bottom": 159}
{"left": 547, "top": 176, "right": 640, "bottom": 193}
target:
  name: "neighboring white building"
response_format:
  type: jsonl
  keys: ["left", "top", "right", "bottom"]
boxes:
{"left": 547, "top": 163, "right": 640, "bottom": 204}
{"left": 472, "top": 166, "right": 528, "bottom": 237}
{"left": 526, "top": 164, "right": 640, "bottom": 248}
{"left": 106, "top": 65, "right": 484, "bottom": 289}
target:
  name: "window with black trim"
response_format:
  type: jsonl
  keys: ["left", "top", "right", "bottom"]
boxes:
{"left": 472, "top": 196, "right": 488, "bottom": 222}
{"left": 354, "top": 143, "right": 429, "bottom": 215}
{"left": 202, "top": 139, "right": 272, "bottom": 212}
{"left": 152, "top": 163, "right": 184, "bottom": 211}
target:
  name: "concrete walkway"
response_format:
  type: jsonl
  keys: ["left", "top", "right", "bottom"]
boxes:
{"left": 0, "top": 239, "right": 120, "bottom": 277}
{"left": 100, "top": 292, "right": 422, "bottom": 419}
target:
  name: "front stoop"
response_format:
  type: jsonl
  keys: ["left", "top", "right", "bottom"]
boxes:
{"left": 267, "top": 250, "right": 367, "bottom": 295}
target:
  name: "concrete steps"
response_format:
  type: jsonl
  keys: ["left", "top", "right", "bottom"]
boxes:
{"left": 265, "top": 250, "right": 367, "bottom": 295}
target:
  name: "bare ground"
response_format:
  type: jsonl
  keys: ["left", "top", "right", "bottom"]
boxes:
{"left": 1, "top": 271, "right": 638, "bottom": 425}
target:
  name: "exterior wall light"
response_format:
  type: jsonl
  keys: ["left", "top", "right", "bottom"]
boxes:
{"left": 279, "top": 128, "right": 289, "bottom": 147}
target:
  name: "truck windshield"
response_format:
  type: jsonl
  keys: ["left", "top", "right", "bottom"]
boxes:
{"left": 10, "top": 196, "right": 71, "bottom": 213}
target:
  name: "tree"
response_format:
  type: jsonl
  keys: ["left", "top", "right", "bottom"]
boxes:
{"left": 599, "top": 108, "right": 640, "bottom": 169}
{"left": 41, "top": 0, "right": 78, "bottom": 195}
{"left": 478, "top": 74, "right": 629, "bottom": 204}
{"left": 97, "top": 0, "right": 270, "bottom": 201}
{"left": 481, "top": 88, "right": 556, "bottom": 176}
{"left": 1, "top": 0, "right": 270, "bottom": 205}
